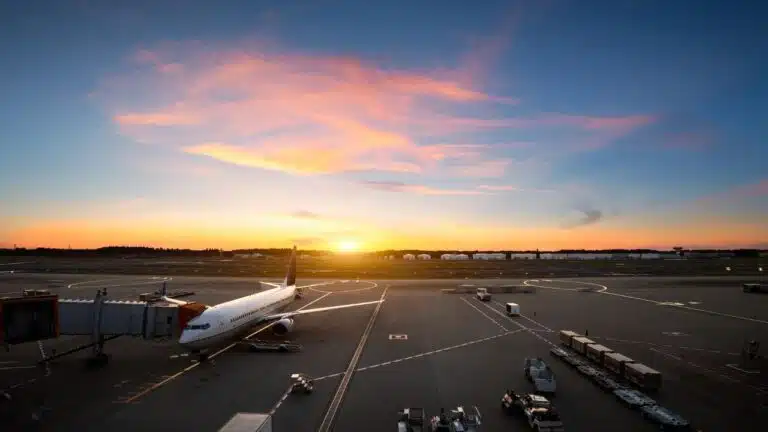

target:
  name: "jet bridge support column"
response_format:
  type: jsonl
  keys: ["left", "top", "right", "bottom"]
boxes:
{"left": 86, "top": 289, "right": 109, "bottom": 368}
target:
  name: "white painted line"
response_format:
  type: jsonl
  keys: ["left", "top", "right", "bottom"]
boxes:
{"left": 310, "top": 280, "right": 378, "bottom": 294}
{"left": 0, "top": 261, "right": 34, "bottom": 266}
{"left": 589, "top": 335, "right": 740, "bottom": 356}
{"left": 726, "top": 364, "right": 760, "bottom": 374}
{"left": 650, "top": 347, "right": 682, "bottom": 361}
{"left": 318, "top": 285, "right": 388, "bottom": 432}
{"left": 529, "top": 278, "right": 768, "bottom": 325}
{"left": 649, "top": 347, "right": 741, "bottom": 384}
{"left": 0, "top": 366, "right": 38, "bottom": 371}
{"left": 491, "top": 300, "right": 553, "bottom": 332}
{"left": 0, "top": 361, "right": 19, "bottom": 365}
{"left": 460, "top": 297, "right": 509, "bottom": 331}
{"left": 476, "top": 300, "right": 556, "bottom": 347}
{"left": 314, "top": 329, "right": 524, "bottom": 382}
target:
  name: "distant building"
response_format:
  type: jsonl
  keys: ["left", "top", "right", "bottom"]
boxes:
{"left": 417, "top": 254, "right": 432, "bottom": 260}
{"left": 510, "top": 253, "right": 536, "bottom": 260}
{"left": 403, "top": 254, "right": 416, "bottom": 260}
{"left": 472, "top": 253, "right": 506, "bottom": 260}
{"left": 440, "top": 253, "right": 469, "bottom": 260}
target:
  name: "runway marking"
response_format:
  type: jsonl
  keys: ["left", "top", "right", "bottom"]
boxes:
{"left": 650, "top": 347, "right": 682, "bottom": 361}
{"left": 310, "top": 280, "right": 378, "bottom": 294}
{"left": 491, "top": 300, "right": 554, "bottom": 332}
{"left": 0, "top": 361, "right": 19, "bottom": 365}
{"left": 0, "top": 366, "right": 38, "bottom": 371}
{"left": 527, "top": 279, "right": 768, "bottom": 325}
{"left": 459, "top": 297, "right": 508, "bottom": 331}
{"left": 120, "top": 291, "right": 333, "bottom": 404}
{"left": 0, "top": 261, "right": 34, "bottom": 266}
{"left": 317, "top": 285, "right": 388, "bottom": 432}
{"left": 37, "top": 341, "right": 51, "bottom": 376}
{"left": 388, "top": 334, "right": 408, "bottom": 340}
{"left": 313, "top": 329, "right": 524, "bottom": 382}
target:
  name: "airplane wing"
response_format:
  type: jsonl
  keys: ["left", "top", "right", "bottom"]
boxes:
{"left": 262, "top": 299, "right": 384, "bottom": 321}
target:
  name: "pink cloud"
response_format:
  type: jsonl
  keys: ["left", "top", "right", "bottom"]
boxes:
{"left": 102, "top": 40, "right": 655, "bottom": 177}
{"left": 476, "top": 185, "right": 521, "bottom": 191}
{"left": 361, "top": 181, "right": 488, "bottom": 196}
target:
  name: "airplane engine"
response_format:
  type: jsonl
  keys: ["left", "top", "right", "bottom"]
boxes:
{"left": 273, "top": 318, "right": 295, "bottom": 335}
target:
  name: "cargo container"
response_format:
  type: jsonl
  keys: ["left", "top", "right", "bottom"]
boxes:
{"left": 603, "top": 352, "right": 635, "bottom": 376}
{"left": 624, "top": 363, "right": 662, "bottom": 391}
{"left": 570, "top": 336, "right": 595, "bottom": 355}
{"left": 559, "top": 330, "right": 580, "bottom": 347}
{"left": 586, "top": 344, "right": 614, "bottom": 364}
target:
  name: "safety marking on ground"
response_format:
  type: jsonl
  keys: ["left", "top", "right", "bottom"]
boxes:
{"left": 649, "top": 347, "right": 742, "bottom": 385}
{"left": 588, "top": 335, "right": 740, "bottom": 356}
{"left": 475, "top": 300, "right": 557, "bottom": 348}
{"left": 459, "top": 297, "right": 508, "bottom": 332}
{"left": 661, "top": 331, "right": 689, "bottom": 337}
{"left": 318, "top": 285, "right": 389, "bottom": 432}
{"left": 726, "top": 364, "right": 760, "bottom": 374}
{"left": 67, "top": 276, "right": 173, "bottom": 290}
{"left": 389, "top": 334, "right": 408, "bottom": 340}
{"left": 37, "top": 341, "right": 51, "bottom": 377}
{"left": 491, "top": 300, "right": 554, "bottom": 332}
{"left": 0, "top": 365, "right": 38, "bottom": 371}
{"left": 310, "top": 280, "right": 378, "bottom": 294}
{"left": 118, "top": 291, "right": 333, "bottom": 404}
{"left": 314, "top": 329, "right": 524, "bottom": 382}
{"left": 527, "top": 279, "right": 768, "bottom": 325}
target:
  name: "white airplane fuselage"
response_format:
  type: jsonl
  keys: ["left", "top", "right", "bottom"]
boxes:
{"left": 178, "top": 283, "right": 298, "bottom": 352}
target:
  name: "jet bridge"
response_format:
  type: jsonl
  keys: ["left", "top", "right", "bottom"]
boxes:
{"left": 58, "top": 294, "right": 180, "bottom": 339}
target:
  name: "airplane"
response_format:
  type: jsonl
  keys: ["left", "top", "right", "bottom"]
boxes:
{"left": 161, "top": 246, "right": 383, "bottom": 360}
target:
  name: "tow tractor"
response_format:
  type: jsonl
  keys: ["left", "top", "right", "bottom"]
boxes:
{"left": 289, "top": 373, "right": 314, "bottom": 394}
{"left": 501, "top": 390, "right": 551, "bottom": 415}
{"left": 429, "top": 406, "right": 482, "bottom": 431}
{"left": 398, "top": 408, "right": 426, "bottom": 432}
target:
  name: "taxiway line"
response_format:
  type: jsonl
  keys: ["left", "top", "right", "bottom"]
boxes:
{"left": 121, "top": 291, "right": 333, "bottom": 404}
{"left": 317, "top": 285, "right": 388, "bottom": 432}
{"left": 314, "top": 329, "right": 524, "bottom": 382}
{"left": 459, "top": 297, "right": 509, "bottom": 331}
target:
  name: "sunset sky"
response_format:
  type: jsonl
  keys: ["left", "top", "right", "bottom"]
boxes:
{"left": 1, "top": 0, "right": 766, "bottom": 251}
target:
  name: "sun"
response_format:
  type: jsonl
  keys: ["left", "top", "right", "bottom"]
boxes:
{"left": 336, "top": 240, "right": 360, "bottom": 253}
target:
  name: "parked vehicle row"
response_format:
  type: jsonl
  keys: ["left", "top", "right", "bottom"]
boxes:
{"left": 551, "top": 332, "right": 693, "bottom": 430}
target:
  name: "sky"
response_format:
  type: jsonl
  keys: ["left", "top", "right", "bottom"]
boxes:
{"left": 1, "top": 0, "right": 766, "bottom": 251}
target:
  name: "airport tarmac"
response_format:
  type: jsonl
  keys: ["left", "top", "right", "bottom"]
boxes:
{"left": 1, "top": 273, "right": 767, "bottom": 431}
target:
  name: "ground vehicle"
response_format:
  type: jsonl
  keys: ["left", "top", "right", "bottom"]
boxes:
{"left": 624, "top": 362, "right": 662, "bottom": 391}
{"left": 506, "top": 302, "right": 520, "bottom": 316}
{"left": 430, "top": 406, "right": 482, "bottom": 431}
{"left": 614, "top": 389, "right": 656, "bottom": 409}
{"left": 397, "top": 407, "right": 425, "bottom": 432}
{"left": 476, "top": 288, "right": 491, "bottom": 301}
{"left": 640, "top": 405, "right": 691, "bottom": 430}
{"left": 524, "top": 358, "right": 557, "bottom": 394}
{"left": 502, "top": 391, "right": 551, "bottom": 413}
{"left": 585, "top": 343, "right": 613, "bottom": 364}
{"left": 603, "top": 352, "right": 634, "bottom": 376}
{"left": 591, "top": 372, "right": 624, "bottom": 392}
{"left": 569, "top": 336, "right": 595, "bottom": 355}
{"left": 562, "top": 355, "right": 585, "bottom": 368}
{"left": 559, "top": 330, "right": 580, "bottom": 347}
{"left": 576, "top": 364, "right": 600, "bottom": 379}
{"left": 289, "top": 373, "right": 314, "bottom": 394}
{"left": 743, "top": 283, "right": 766, "bottom": 293}
{"left": 524, "top": 407, "right": 565, "bottom": 431}
{"left": 549, "top": 347, "right": 570, "bottom": 359}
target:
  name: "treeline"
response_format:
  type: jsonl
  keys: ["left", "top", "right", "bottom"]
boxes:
{"left": 0, "top": 246, "right": 764, "bottom": 258}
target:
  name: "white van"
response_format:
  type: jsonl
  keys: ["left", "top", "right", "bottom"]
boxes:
{"left": 506, "top": 302, "right": 520, "bottom": 316}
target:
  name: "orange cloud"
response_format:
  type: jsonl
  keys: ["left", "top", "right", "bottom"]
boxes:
{"left": 104, "top": 42, "right": 654, "bottom": 177}
{"left": 360, "top": 181, "right": 488, "bottom": 196}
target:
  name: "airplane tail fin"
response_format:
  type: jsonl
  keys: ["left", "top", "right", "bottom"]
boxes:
{"left": 284, "top": 245, "right": 297, "bottom": 287}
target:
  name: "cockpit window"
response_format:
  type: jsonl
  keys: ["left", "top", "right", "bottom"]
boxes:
{"left": 185, "top": 323, "right": 210, "bottom": 330}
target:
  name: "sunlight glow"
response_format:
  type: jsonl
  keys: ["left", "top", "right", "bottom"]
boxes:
{"left": 336, "top": 240, "right": 360, "bottom": 252}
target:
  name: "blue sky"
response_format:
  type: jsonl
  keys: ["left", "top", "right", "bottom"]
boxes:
{"left": 0, "top": 0, "right": 766, "bottom": 250}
